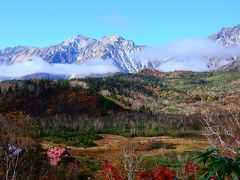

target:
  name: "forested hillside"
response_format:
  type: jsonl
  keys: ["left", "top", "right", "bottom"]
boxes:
{"left": 0, "top": 70, "right": 240, "bottom": 179}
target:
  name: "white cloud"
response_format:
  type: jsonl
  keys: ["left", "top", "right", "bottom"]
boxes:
{"left": 0, "top": 57, "right": 120, "bottom": 78}
{"left": 133, "top": 38, "right": 240, "bottom": 72}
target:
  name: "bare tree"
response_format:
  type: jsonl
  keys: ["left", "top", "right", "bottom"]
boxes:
{"left": 1, "top": 144, "right": 26, "bottom": 180}
{"left": 202, "top": 111, "right": 240, "bottom": 157}
{"left": 0, "top": 111, "right": 37, "bottom": 179}
{"left": 121, "top": 142, "right": 147, "bottom": 180}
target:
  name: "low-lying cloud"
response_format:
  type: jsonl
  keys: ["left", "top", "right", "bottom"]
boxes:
{"left": 1, "top": 38, "right": 240, "bottom": 78}
{"left": 133, "top": 38, "right": 240, "bottom": 72}
{"left": 0, "top": 57, "right": 120, "bottom": 78}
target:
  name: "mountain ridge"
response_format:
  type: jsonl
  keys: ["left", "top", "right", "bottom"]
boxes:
{"left": 1, "top": 25, "right": 240, "bottom": 74}
{"left": 0, "top": 35, "right": 147, "bottom": 73}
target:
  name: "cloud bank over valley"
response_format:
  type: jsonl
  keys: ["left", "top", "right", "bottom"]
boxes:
{"left": 133, "top": 38, "right": 240, "bottom": 72}
{"left": 0, "top": 57, "right": 120, "bottom": 79}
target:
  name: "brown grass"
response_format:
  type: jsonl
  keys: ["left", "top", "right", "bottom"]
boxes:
{"left": 41, "top": 134, "right": 209, "bottom": 162}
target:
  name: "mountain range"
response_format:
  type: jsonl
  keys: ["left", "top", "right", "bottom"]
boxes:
{"left": 0, "top": 24, "right": 240, "bottom": 78}
{"left": 0, "top": 35, "right": 146, "bottom": 73}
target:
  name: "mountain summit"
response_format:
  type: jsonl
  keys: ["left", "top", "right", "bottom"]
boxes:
{"left": 0, "top": 35, "right": 147, "bottom": 73}
{"left": 209, "top": 24, "right": 240, "bottom": 47}
{"left": 209, "top": 24, "right": 240, "bottom": 70}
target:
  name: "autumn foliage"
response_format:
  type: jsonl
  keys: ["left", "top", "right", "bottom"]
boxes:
{"left": 184, "top": 162, "right": 202, "bottom": 180}
{"left": 98, "top": 160, "right": 124, "bottom": 180}
{"left": 136, "top": 165, "right": 175, "bottom": 180}
{"left": 0, "top": 80, "right": 123, "bottom": 117}
{"left": 98, "top": 161, "right": 176, "bottom": 180}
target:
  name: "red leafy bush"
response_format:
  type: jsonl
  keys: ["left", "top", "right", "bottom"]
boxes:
{"left": 98, "top": 160, "right": 123, "bottom": 180}
{"left": 99, "top": 160, "right": 176, "bottom": 180}
{"left": 185, "top": 162, "right": 202, "bottom": 179}
{"left": 136, "top": 165, "right": 175, "bottom": 180}
{"left": 153, "top": 165, "right": 175, "bottom": 180}
{"left": 136, "top": 171, "right": 152, "bottom": 180}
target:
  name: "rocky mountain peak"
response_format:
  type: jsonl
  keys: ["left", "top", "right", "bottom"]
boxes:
{"left": 100, "top": 35, "right": 127, "bottom": 45}
{"left": 62, "top": 34, "right": 96, "bottom": 47}
{"left": 209, "top": 24, "right": 240, "bottom": 47}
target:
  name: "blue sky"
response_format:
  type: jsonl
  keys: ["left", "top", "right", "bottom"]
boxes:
{"left": 0, "top": 0, "right": 240, "bottom": 49}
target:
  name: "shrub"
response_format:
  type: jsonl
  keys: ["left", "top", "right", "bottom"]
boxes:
{"left": 47, "top": 146, "right": 70, "bottom": 166}
{"left": 196, "top": 148, "right": 240, "bottom": 179}
{"left": 148, "top": 140, "right": 175, "bottom": 150}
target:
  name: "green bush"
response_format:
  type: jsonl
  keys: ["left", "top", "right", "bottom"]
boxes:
{"left": 196, "top": 148, "right": 240, "bottom": 179}
{"left": 148, "top": 140, "right": 175, "bottom": 150}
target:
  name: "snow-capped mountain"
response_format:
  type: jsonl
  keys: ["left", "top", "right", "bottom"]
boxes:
{"left": 209, "top": 24, "right": 240, "bottom": 47}
{"left": 209, "top": 24, "right": 240, "bottom": 70}
{"left": 0, "top": 35, "right": 147, "bottom": 73}
{"left": 1, "top": 24, "right": 240, "bottom": 75}
{"left": 159, "top": 25, "right": 240, "bottom": 71}
{"left": 139, "top": 25, "right": 240, "bottom": 71}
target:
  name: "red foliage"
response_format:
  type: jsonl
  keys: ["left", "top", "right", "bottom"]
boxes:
{"left": 136, "top": 165, "right": 175, "bottom": 180}
{"left": 153, "top": 165, "right": 175, "bottom": 180}
{"left": 185, "top": 162, "right": 202, "bottom": 180}
{"left": 99, "top": 161, "right": 176, "bottom": 180}
{"left": 98, "top": 160, "right": 123, "bottom": 180}
{"left": 136, "top": 171, "right": 152, "bottom": 180}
